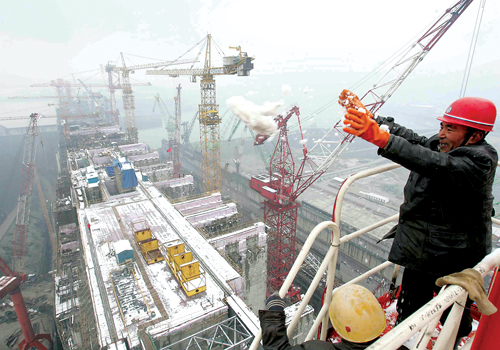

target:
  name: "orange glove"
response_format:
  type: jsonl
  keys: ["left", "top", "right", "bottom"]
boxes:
{"left": 338, "top": 89, "right": 374, "bottom": 119}
{"left": 343, "top": 108, "right": 390, "bottom": 148}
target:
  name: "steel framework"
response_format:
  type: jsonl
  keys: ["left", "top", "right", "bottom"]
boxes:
{"left": 199, "top": 75, "right": 222, "bottom": 192}
{"left": 161, "top": 316, "right": 253, "bottom": 349}
{"left": 0, "top": 256, "right": 52, "bottom": 350}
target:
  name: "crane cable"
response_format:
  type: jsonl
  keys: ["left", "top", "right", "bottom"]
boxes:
{"left": 286, "top": 6, "right": 461, "bottom": 130}
{"left": 459, "top": 0, "right": 487, "bottom": 98}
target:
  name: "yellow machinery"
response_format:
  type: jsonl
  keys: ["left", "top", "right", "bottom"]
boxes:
{"left": 139, "top": 238, "right": 164, "bottom": 265}
{"left": 129, "top": 213, "right": 164, "bottom": 265}
{"left": 165, "top": 241, "right": 206, "bottom": 297}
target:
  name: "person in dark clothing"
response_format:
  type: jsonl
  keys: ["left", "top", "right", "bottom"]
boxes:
{"left": 258, "top": 284, "right": 386, "bottom": 350}
{"left": 339, "top": 90, "right": 498, "bottom": 340}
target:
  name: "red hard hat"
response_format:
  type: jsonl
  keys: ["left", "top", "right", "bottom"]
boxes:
{"left": 437, "top": 97, "right": 496, "bottom": 132}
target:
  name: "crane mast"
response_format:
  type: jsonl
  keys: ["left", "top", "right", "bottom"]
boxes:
{"left": 174, "top": 84, "right": 182, "bottom": 177}
{"left": 120, "top": 53, "right": 138, "bottom": 143}
{"left": 251, "top": 0, "right": 475, "bottom": 298}
{"left": 199, "top": 35, "right": 222, "bottom": 192}
{"left": 114, "top": 55, "right": 198, "bottom": 143}
{"left": 104, "top": 62, "right": 121, "bottom": 125}
{"left": 12, "top": 113, "right": 39, "bottom": 274}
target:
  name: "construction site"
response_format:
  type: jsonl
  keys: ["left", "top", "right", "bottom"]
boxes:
{"left": 2, "top": 1, "right": 500, "bottom": 349}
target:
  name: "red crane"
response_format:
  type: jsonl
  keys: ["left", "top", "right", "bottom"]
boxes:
{"left": 0, "top": 257, "right": 52, "bottom": 350}
{"left": 12, "top": 113, "right": 39, "bottom": 274}
{"left": 250, "top": 0, "right": 475, "bottom": 298}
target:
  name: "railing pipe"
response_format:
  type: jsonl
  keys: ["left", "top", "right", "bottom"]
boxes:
{"left": 408, "top": 286, "right": 446, "bottom": 350}
{"left": 432, "top": 292, "right": 467, "bottom": 350}
{"left": 367, "top": 248, "right": 500, "bottom": 350}
{"left": 321, "top": 163, "right": 401, "bottom": 336}
{"left": 339, "top": 213, "right": 399, "bottom": 244}
{"left": 321, "top": 224, "right": 341, "bottom": 339}
{"left": 249, "top": 221, "right": 340, "bottom": 350}
{"left": 333, "top": 163, "right": 401, "bottom": 223}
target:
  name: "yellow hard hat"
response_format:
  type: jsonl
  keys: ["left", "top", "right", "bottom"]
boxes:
{"left": 329, "top": 284, "right": 386, "bottom": 343}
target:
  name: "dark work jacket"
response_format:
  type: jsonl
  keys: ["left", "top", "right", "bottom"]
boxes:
{"left": 377, "top": 117, "right": 497, "bottom": 275}
{"left": 259, "top": 310, "right": 376, "bottom": 350}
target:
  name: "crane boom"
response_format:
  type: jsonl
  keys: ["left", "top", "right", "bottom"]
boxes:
{"left": 31, "top": 81, "right": 151, "bottom": 88}
{"left": 113, "top": 57, "right": 198, "bottom": 72}
{"left": 281, "top": 0, "right": 475, "bottom": 202}
{"left": 146, "top": 65, "right": 250, "bottom": 77}
{"left": 12, "top": 113, "right": 39, "bottom": 274}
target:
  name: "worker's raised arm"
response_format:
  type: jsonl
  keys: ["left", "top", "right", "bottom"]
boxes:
{"left": 380, "top": 134, "right": 497, "bottom": 188}
{"left": 376, "top": 116, "right": 430, "bottom": 146}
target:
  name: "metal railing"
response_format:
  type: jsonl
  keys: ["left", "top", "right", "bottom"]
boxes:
{"left": 249, "top": 163, "right": 500, "bottom": 350}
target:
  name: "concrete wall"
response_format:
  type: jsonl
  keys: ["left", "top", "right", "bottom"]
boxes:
{"left": 242, "top": 235, "right": 267, "bottom": 313}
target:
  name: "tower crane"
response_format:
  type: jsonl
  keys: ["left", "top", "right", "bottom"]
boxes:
{"left": 0, "top": 257, "right": 52, "bottom": 350}
{"left": 173, "top": 84, "right": 182, "bottom": 177}
{"left": 104, "top": 55, "right": 197, "bottom": 143}
{"left": 250, "top": 0, "right": 475, "bottom": 298}
{"left": 153, "top": 93, "right": 175, "bottom": 158}
{"left": 146, "top": 34, "right": 254, "bottom": 192}
{"left": 78, "top": 79, "right": 100, "bottom": 111}
{"left": 181, "top": 111, "right": 199, "bottom": 146}
{"left": 31, "top": 78, "right": 150, "bottom": 138}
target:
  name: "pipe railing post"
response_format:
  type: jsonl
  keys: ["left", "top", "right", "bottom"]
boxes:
{"left": 367, "top": 249, "right": 500, "bottom": 350}
{"left": 249, "top": 221, "right": 340, "bottom": 350}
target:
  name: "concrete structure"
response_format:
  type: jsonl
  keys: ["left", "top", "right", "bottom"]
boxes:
{"left": 155, "top": 175, "right": 195, "bottom": 199}
{"left": 179, "top": 145, "right": 400, "bottom": 312}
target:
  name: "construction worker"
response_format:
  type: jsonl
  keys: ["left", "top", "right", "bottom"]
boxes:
{"left": 259, "top": 284, "right": 387, "bottom": 349}
{"left": 339, "top": 90, "right": 498, "bottom": 341}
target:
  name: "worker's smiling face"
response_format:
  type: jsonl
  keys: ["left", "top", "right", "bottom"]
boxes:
{"left": 438, "top": 122, "right": 468, "bottom": 153}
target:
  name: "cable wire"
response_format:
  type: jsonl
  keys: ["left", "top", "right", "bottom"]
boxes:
{"left": 459, "top": 0, "right": 486, "bottom": 98}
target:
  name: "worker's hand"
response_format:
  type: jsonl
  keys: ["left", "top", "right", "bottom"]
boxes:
{"left": 338, "top": 89, "right": 374, "bottom": 119}
{"left": 343, "top": 108, "right": 390, "bottom": 148}
{"left": 436, "top": 268, "right": 497, "bottom": 316}
{"left": 265, "top": 292, "right": 286, "bottom": 311}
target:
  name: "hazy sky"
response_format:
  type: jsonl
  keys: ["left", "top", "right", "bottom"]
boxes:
{"left": 2, "top": 0, "right": 500, "bottom": 129}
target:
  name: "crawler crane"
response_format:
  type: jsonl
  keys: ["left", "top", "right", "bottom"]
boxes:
{"left": 250, "top": 0, "right": 475, "bottom": 299}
